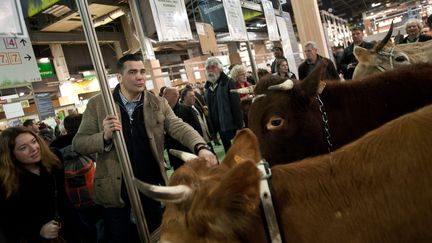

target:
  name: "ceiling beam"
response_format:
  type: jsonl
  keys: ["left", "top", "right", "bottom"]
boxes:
{"left": 29, "top": 31, "right": 127, "bottom": 50}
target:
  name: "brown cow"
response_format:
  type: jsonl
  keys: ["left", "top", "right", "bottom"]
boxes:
{"left": 136, "top": 105, "right": 432, "bottom": 242}
{"left": 248, "top": 62, "right": 432, "bottom": 165}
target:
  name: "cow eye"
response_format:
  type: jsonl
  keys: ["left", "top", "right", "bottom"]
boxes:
{"left": 395, "top": 56, "right": 407, "bottom": 62}
{"left": 271, "top": 119, "right": 282, "bottom": 126}
{"left": 266, "top": 117, "right": 284, "bottom": 130}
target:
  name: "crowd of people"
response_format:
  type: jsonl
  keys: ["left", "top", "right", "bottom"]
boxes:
{"left": 1, "top": 15, "right": 431, "bottom": 243}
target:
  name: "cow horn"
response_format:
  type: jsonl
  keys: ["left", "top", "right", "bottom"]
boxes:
{"left": 375, "top": 21, "right": 393, "bottom": 52}
{"left": 268, "top": 79, "right": 294, "bottom": 91}
{"left": 169, "top": 149, "right": 198, "bottom": 162}
{"left": 134, "top": 178, "right": 192, "bottom": 203}
{"left": 231, "top": 85, "right": 255, "bottom": 94}
{"left": 252, "top": 94, "right": 266, "bottom": 103}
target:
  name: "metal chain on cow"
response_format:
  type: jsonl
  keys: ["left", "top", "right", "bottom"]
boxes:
{"left": 316, "top": 95, "right": 333, "bottom": 153}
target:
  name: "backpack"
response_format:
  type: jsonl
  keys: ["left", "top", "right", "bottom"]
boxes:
{"left": 59, "top": 145, "right": 96, "bottom": 208}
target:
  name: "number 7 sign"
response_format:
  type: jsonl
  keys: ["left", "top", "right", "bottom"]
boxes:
{"left": 0, "top": 53, "right": 10, "bottom": 65}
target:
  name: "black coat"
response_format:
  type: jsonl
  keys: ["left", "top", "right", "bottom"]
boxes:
{"left": 298, "top": 55, "right": 340, "bottom": 80}
{"left": 204, "top": 72, "right": 243, "bottom": 133}
{"left": 50, "top": 133, "right": 75, "bottom": 150}
{"left": 166, "top": 103, "right": 202, "bottom": 170}
{"left": 340, "top": 41, "right": 375, "bottom": 79}
{"left": 194, "top": 91, "right": 215, "bottom": 139}
{"left": 398, "top": 34, "right": 432, "bottom": 44}
{"left": 0, "top": 167, "right": 80, "bottom": 243}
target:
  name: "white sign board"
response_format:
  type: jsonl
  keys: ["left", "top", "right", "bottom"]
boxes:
{"left": 0, "top": 37, "right": 42, "bottom": 87}
{"left": 262, "top": 0, "right": 280, "bottom": 41}
{"left": 277, "top": 16, "right": 298, "bottom": 79}
{"left": 0, "top": 0, "right": 28, "bottom": 37}
{"left": 0, "top": 0, "right": 41, "bottom": 87}
{"left": 149, "top": 0, "right": 193, "bottom": 42}
{"left": 222, "top": 0, "right": 248, "bottom": 41}
{"left": 3, "top": 102, "right": 24, "bottom": 119}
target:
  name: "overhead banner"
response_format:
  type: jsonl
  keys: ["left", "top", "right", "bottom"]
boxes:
{"left": 262, "top": 0, "right": 280, "bottom": 41}
{"left": 0, "top": 0, "right": 28, "bottom": 37}
{"left": 222, "top": 0, "right": 248, "bottom": 41}
{"left": 149, "top": 0, "right": 193, "bottom": 42}
{"left": 26, "top": 0, "right": 61, "bottom": 17}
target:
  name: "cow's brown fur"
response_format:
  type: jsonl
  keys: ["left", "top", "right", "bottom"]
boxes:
{"left": 161, "top": 105, "right": 432, "bottom": 242}
{"left": 248, "top": 63, "right": 432, "bottom": 165}
{"left": 353, "top": 40, "right": 432, "bottom": 79}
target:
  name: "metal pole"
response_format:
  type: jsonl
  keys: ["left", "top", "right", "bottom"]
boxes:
{"left": 75, "top": 1, "right": 151, "bottom": 242}
{"left": 246, "top": 40, "right": 259, "bottom": 83}
{"left": 128, "top": 0, "right": 156, "bottom": 60}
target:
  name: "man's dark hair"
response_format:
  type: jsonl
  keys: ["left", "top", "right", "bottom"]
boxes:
{"left": 63, "top": 114, "right": 83, "bottom": 134}
{"left": 273, "top": 46, "right": 283, "bottom": 52}
{"left": 159, "top": 86, "right": 167, "bottom": 97}
{"left": 180, "top": 86, "right": 194, "bottom": 103}
{"left": 117, "top": 54, "right": 143, "bottom": 74}
{"left": 351, "top": 26, "right": 364, "bottom": 32}
{"left": 23, "top": 119, "right": 34, "bottom": 127}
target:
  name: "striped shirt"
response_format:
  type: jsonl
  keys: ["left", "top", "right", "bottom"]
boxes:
{"left": 119, "top": 91, "right": 142, "bottom": 119}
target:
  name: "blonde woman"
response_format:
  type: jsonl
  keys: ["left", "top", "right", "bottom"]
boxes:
{"left": 230, "top": 64, "right": 252, "bottom": 100}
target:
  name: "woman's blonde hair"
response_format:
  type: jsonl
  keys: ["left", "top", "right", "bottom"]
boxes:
{"left": 0, "top": 126, "right": 61, "bottom": 198}
{"left": 229, "top": 64, "right": 247, "bottom": 82}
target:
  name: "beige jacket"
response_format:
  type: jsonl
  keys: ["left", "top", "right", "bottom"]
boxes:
{"left": 72, "top": 90, "right": 205, "bottom": 207}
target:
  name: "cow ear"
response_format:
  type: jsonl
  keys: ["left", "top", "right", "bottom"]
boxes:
{"left": 211, "top": 161, "right": 261, "bottom": 229}
{"left": 354, "top": 46, "right": 372, "bottom": 64}
{"left": 187, "top": 161, "right": 261, "bottom": 238}
{"left": 300, "top": 62, "right": 323, "bottom": 97}
{"left": 222, "top": 128, "right": 261, "bottom": 168}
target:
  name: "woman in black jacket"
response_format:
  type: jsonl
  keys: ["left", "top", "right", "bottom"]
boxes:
{"left": 0, "top": 126, "right": 79, "bottom": 243}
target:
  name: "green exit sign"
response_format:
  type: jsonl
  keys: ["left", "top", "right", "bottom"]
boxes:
{"left": 38, "top": 62, "right": 55, "bottom": 78}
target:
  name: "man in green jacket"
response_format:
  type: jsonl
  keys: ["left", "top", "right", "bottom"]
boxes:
{"left": 73, "top": 54, "right": 216, "bottom": 242}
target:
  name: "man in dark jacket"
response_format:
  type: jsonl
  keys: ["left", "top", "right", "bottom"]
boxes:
{"left": 271, "top": 46, "right": 287, "bottom": 74}
{"left": 204, "top": 57, "right": 243, "bottom": 152}
{"left": 163, "top": 87, "right": 212, "bottom": 170}
{"left": 298, "top": 41, "right": 340, "bottom": 80}
{"left": 398, "top": 19, "right": 432, "bottom": 44}
{"left": 340, "top": 26, "right": 375, "bottom": 80}
{"left": 181, "top": 86, "right": 213, "bottom": 150}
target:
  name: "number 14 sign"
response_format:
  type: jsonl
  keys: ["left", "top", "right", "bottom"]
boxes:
{"left": 0, "top": 37, "right": 41, "bottom": 87}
